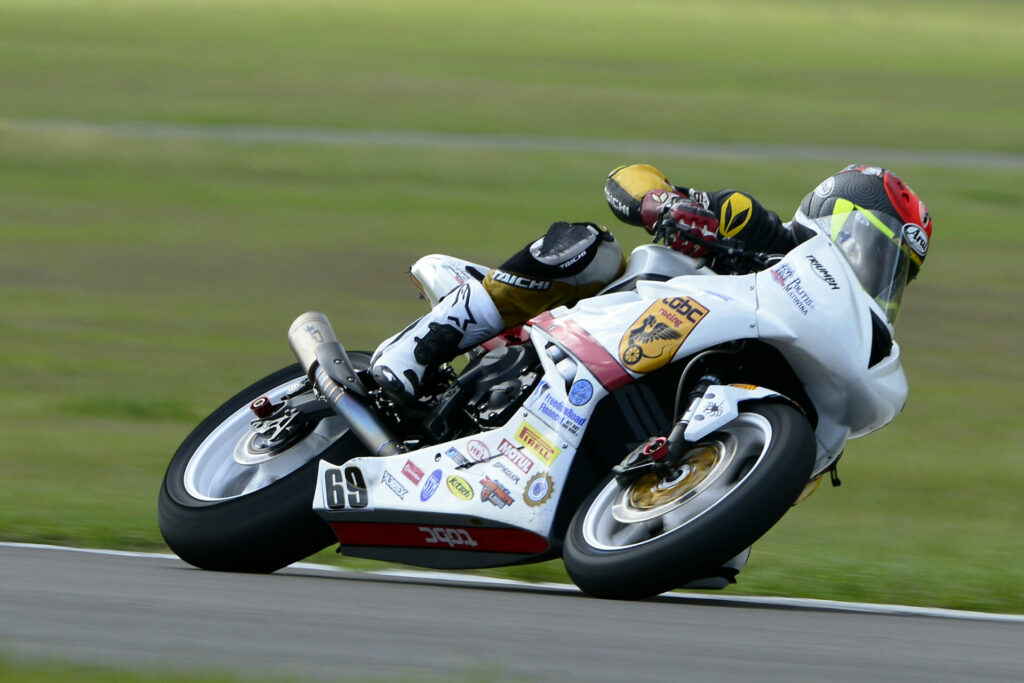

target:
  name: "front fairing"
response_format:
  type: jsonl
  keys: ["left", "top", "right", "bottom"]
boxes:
{"left": 535, "top": 234, "right": 907, "bottom": 468}
{"left": 754, "top": 236, "right": 907, "bottom": 450}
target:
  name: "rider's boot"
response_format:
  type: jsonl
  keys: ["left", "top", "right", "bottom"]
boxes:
{"left": 370, "top": 278, "right": 504, "bottom": 403}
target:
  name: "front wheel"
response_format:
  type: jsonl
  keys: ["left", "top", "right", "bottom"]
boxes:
{"left": 563, "top": 401, "right": 815, "bottom": 600}
{"left": 158, "top": 356, "right": 370, "bottom": 573}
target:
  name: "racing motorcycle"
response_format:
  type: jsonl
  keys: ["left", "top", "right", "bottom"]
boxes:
{"left": 158, "top": 208, "right": 912, "bottom": 599}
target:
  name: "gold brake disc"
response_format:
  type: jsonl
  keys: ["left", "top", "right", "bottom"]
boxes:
{"left": 628, "top": 445, "right": 721, "bottom": 510}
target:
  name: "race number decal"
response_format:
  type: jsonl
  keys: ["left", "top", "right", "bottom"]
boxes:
{"left": 324, "top": 466, "right": 370, "bottom": 510}
{"left": 618, "top": 297, "right": 708, "bottom": 373}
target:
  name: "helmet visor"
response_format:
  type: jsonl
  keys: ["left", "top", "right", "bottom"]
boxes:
{"left": 802, "top": 209, "right": 912, "bottom": 323}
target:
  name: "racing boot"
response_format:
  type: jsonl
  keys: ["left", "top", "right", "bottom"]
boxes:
{"left": 370, "top": 278, "right": 504, "bottom": 403}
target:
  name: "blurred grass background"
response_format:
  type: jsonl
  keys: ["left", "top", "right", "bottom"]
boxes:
{"left": 2, "top": 0, "right": 1023, "bottom": 615}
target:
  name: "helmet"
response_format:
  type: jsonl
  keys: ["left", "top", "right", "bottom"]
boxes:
{"left": 795, "top": 165, "right": 932, "bottom": 281}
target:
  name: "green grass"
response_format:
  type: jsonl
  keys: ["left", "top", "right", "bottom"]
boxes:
{"left": 0, "top": 654, "right": 506, "bottom": 683}
{"left": 2, "top": 0, "right": 1023, "bottom": 628}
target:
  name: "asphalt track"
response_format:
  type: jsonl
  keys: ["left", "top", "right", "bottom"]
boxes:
{"left": 2, "top": 544, "right": 1022, "bottom": 681}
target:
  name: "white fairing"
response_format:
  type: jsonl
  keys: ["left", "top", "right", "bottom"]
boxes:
{"left": 753, "top": 237, "right": 907, "bottom": 457}
{"left": 552, "top": 235, "right": 906, "bottom": 472}
{"left": 313, "top": 234, "right": 907, "bottom": 566}
{"left": 599, "top": 244, "right": 710, "bottom": 292}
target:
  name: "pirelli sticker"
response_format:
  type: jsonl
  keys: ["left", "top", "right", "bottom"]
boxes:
{"left": 514, "top": 422, "right": 560, "bottom": 466}
{"left": 618, "top": 297, "right": 708, "bottom": 373}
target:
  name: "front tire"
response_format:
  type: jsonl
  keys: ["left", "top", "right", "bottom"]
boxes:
{"left": 563, "top": 401, "right": 814, "bottom": 600}
{"left": 158, "top": 357, "right": 370, "bottom": 573}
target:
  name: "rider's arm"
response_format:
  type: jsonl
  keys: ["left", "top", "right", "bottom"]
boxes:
{"left": 606, "top": 165, "right": 806, "bottom": 268}
{"left": 699, "top": 188, "right": 801, "bottom": 257}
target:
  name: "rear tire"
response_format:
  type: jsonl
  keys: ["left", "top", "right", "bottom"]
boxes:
{"left": 563, "top": 401, "right": 814, "bottom": 600}
{"left": 158, "top": 358, "right": 370, "bottom": 573}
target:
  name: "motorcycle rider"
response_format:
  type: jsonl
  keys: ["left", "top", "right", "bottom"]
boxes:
{"left": 370, "top": 163, "right": 932, "bottom": 403}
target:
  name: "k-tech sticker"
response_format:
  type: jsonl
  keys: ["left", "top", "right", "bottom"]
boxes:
{"left": 323, "top": 466, "right": 370, "bottom": 510}
{"left": 447, "top": 475, "right": 473, "bottom": 501}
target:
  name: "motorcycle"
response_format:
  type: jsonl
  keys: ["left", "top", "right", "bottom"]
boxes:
{"left": 158, "top": 207, "right": 912, "bottom": 599}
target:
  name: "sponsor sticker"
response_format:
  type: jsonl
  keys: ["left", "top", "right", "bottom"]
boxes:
{"left": 480, "top": 476, "right": 515, "bottom": 509}
{"left": 491, "top": 460, "right": 521, "bottom": 485}
{"left": 568, "top": 379, "right": 593, "bottom": 406}
{"left": 491, "top": 269, "right": 551, "bottom": 291}
{"left": 420, "top": 469, "right": 442, "bottom": 502}
{"left": 420, "top": 526, "right": 478, "bottom": 548}
{"left": 618, "top": 297, "right": 708, "bottom": 373}
{"left": 805, "top": 255, "right": 841, "bottom": 290}
{"left": 498, "top": 438, "right": 535, "bottom": 474}
{"left": 381, "top": 470, "right": 408, "bottom": 501}
{"left": 535, "top": 392, "right": 588, "bottom": 439}
{"left": 445, "top": 447, "right": 471, "bottom": 468}
{"left": 446, "top": 475, "right": 473, "bottom": 501}
{"left": 770, "top": 264, "right": 815, "bottom": 316}
{"left": 401, "top": 460, "right": 424, "bottom": 485}
{"left": 904, "top": 224, "right": 929, "bottom": 258}
{"left": 466, "top": 439, "right": 492, "bottom": 462}
{"left": 524, "top": 472, "right": 555, "bottom": 507}
{"left": 514, "top": 422, "right": 560, "bottom": 466}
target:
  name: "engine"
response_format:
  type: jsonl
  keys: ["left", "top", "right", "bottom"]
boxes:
{"left": 459, "top": 345, "right": 541, "bottom": 428}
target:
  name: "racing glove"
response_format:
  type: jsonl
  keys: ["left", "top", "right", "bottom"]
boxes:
{"left": 640, "top": 190, "right": 720, "bottom": 257}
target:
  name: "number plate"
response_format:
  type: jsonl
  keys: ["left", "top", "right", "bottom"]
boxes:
{"left": 323, "top": 466, "right": 371, "bottom": 510}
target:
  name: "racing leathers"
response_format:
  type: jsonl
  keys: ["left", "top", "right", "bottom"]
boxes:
{"left": 370, "top": 164, "right": 801, "bottom": 403}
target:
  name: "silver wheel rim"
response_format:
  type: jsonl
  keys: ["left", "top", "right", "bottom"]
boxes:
{"left": 581, "top": 412, "right": 773, "bottom": 551}
{"left": 183, "top": 377, "right": 349, "bottom": 502}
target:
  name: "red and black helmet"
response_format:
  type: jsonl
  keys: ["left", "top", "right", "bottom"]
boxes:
{"left": 796, "top": 165, "right": 932, "bottom": 280}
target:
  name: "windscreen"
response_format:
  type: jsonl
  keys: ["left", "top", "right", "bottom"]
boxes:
{"left": 803, "top": 209, "right": 912, "bottom": 323}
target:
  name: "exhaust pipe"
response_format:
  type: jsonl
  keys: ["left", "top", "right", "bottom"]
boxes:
{"left": 288, "top": 312, "right": 404, "bottom": 457}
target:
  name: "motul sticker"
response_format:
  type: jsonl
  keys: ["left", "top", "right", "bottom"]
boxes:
{"left": 498, "top": 438, "right": 535, "bottom": 474}
{"left": 619, "top": 297, "right": 708, "bottom": 373}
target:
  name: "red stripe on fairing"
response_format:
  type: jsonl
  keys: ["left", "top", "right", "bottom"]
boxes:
{"left": 329, "top": 522, "right": 550, "bottom": 554}
{"left": 529, "top": 312, "right": 633, "bottom": 391}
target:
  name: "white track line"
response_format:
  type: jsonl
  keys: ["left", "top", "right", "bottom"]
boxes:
{"left": 4, "top": 118, "right": 1024, "bottom": 170}
{"left": 5, "top": 542, "right": 1022, "bottom": 624}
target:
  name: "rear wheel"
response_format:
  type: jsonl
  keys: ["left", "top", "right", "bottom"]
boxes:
{"left": 158, "top": 356, "right": 370, "bottom": 573}
{"left": 563, "top": 401, "right": 814, "bottom": 600}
